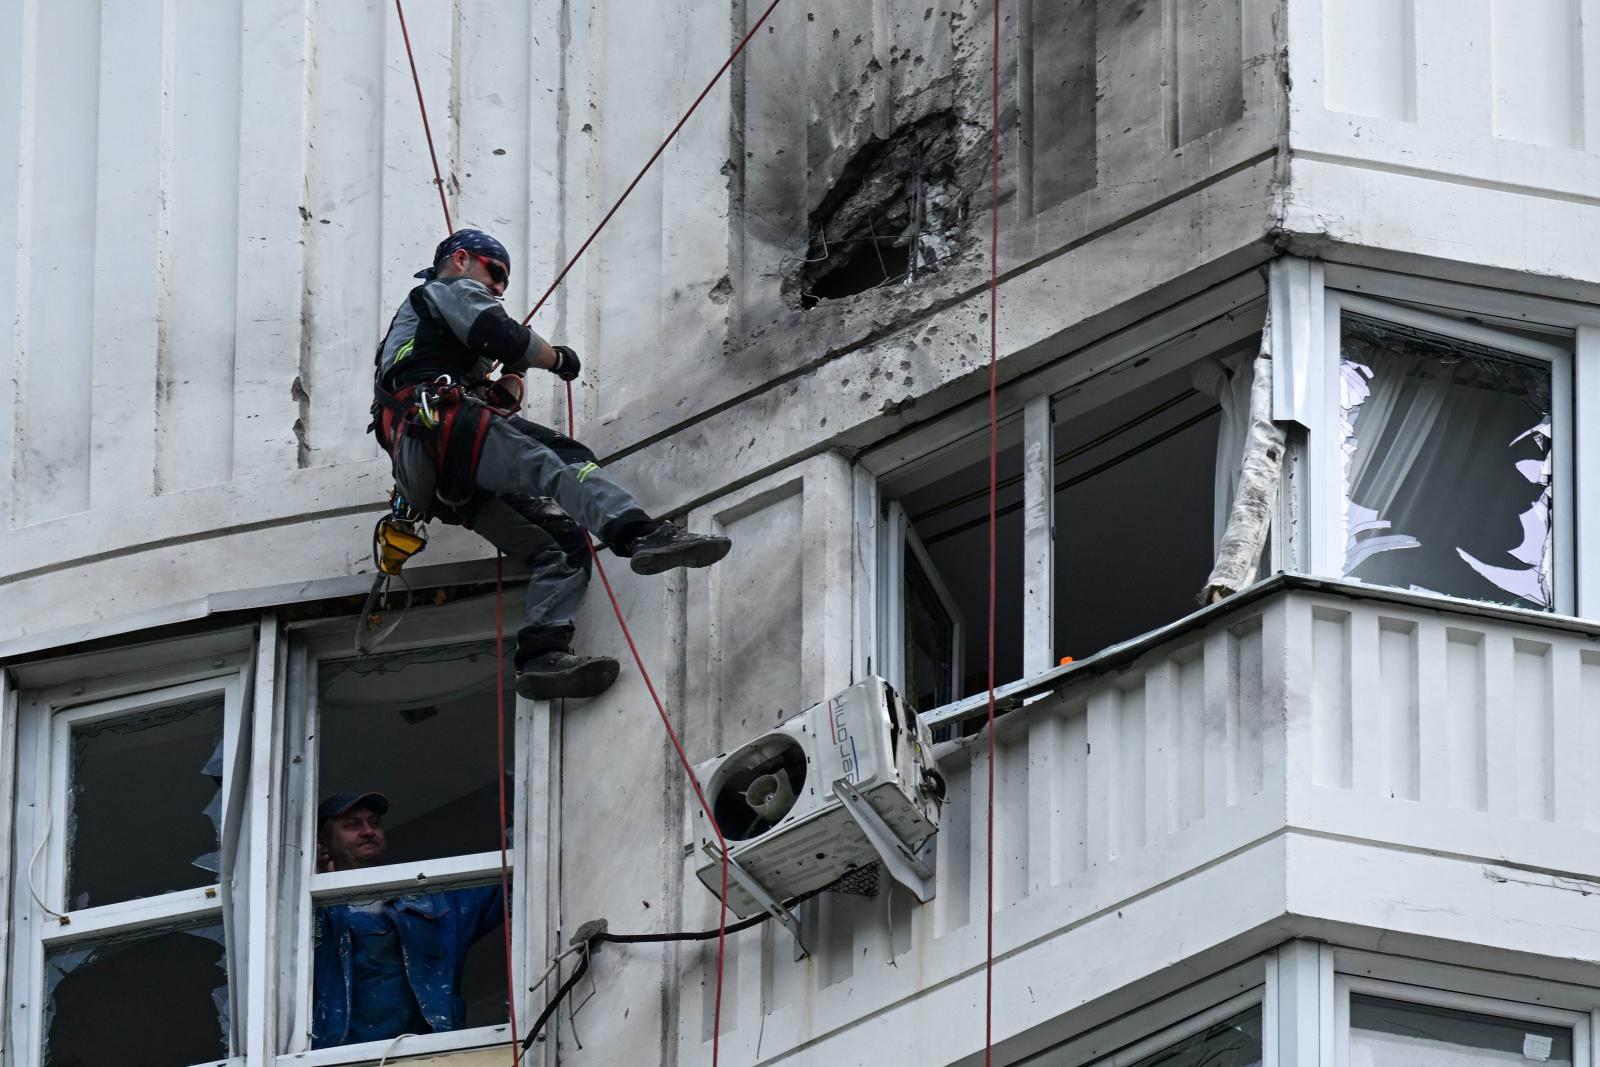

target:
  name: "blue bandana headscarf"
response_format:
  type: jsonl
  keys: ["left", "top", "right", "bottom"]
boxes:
{"left": 415, "top": 228, "right": 512, "bottom": 280}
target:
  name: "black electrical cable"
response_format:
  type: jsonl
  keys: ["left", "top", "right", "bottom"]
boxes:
{"left": 523, "top": 949, "right": 590, "bottom": 1050}
{"left": 521, "top": 885, "right": 829, "bottom": 1049}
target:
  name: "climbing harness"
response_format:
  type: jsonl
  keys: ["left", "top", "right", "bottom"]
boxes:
{"left": 385, "top": 0, "right": 789, "bottom": 1062}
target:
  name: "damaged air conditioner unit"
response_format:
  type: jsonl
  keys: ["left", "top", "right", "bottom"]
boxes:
{"left": 689, "top": 676, "right": 945, "bottom": 925}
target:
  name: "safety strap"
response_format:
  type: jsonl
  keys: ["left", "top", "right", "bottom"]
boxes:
{"left": 371, "top": 380, "right": 498, "bottom": 505}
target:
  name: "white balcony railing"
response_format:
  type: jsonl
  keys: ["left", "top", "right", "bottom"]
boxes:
{"left": 674, "top": 576, "right": 1600, "bottom": 1066}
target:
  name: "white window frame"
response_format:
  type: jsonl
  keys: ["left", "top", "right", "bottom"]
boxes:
{"left": 879, "top": 499, "right": 967, "bottom": 710}
{"left": 1323, "top": 946, "right": 1600, "bottom": 1067}
{"left": 1092, "top": 988, "right": 1265, "bottom": 1067}
{"left": 1335, "top": 974, "right": 1593, "bottom": 1067}
{"left": 862, "top": 269, "right": 1269, "bottom": 727}
{"left": 8, "top": 651, "right": 251, "bottom": 1067}
{"left": 1317, "top": 286, "right": 1576, "bottom": 614}
{"left": 275, "top": 605, "right": 531, "bottom": 1065}
{"left": 1307, "top": 263, "right": 1600, "bottom": 619}
{"left": 1018, "top": 955, "right": 1273, "bottom": 1066}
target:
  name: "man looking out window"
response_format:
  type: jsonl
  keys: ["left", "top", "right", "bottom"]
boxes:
{"left": 311, "top": 792, "right": 505, "bottom": 1049}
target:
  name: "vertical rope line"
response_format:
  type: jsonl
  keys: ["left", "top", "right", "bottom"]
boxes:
{"left": 390, "top": 3, "right": 788, "bottom": 1061}
{"left": 394, "top": 0, "right": 454, "bottom": 234}
{"left": 495, "top": 552, "right": 523, "bottom": 1063}
{"left": 985, "top": 0, "right": 1002, "bottom": 1062}
{"left": 566, "top": 381, "right": 732, "bottom": 1067}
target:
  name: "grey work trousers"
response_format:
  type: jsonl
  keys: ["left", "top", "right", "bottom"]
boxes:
{"left": 397, "top": 412, "right": 653, "bottom": 665}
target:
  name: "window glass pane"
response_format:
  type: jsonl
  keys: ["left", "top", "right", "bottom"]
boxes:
{"left": 1340, "top": 314, "right": 1554, "bottom": 610}
{"left": 905, "top": 549, "right": 956, "bottom": 711}
{"left": 311, "top": 879, "right": 509, "bottom": 1049}
{"left": 1128, "top": 1005, "right": 1262, "bottom": 1067}
{"left": 1350, "top": 993, "right": 1573, "bottom": 1066}
{"left": 44, "top": 922, "right": 228, "bottom": 1065}
{"left": 66, "top": 696, "right": 224, "bottom": 909}
{"left": 317, "top": 642, "right": 514, "bottom": 866}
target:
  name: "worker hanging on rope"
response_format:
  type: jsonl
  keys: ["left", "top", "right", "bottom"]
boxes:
{"left": 370, "top": 228, "right": 731, "bottom": 699}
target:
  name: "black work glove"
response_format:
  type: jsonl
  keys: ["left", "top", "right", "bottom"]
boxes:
{"left": 550, "top": 345, "right": 581, "bottom": 382}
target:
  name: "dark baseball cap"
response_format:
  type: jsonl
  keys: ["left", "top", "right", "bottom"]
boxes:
{"left": 318, "top": 791, "right": 390, "bottom": 826}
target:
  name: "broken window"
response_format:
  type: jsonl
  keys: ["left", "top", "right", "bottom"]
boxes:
{"left": 65, "top": 696, "right": 224, "bottom": 910}
{"left": 1125, "top": 1005, "right": 1263, "bottom": 1067}
{"left": 1349, "top": 994, "right": 1573, "bottom": 1066}
{"left": 1054, "top": 354, "right": 1249, "bottom": 662}
{"left": 19, "top": 674, "right": 245, "bottom": 1066}
{"left": 44, "top": 923, "right": 228, "bottom": 1066}
{"left": 1339, "top": 312, "right": 1561, "bottom": 611}
{"left": 316, "top": 642, "right": 514, "bottom": 865}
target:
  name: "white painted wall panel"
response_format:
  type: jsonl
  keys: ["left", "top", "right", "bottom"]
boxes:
{"left": 300, "top": 0, "right": 387, "bottom": 470}
{"left": 22, "top": 0, "right": 99, "bottom": 525}
{"left": 1491, "top": 0, "right": 1584, "bottom": 149}
{"left": 88, "top": 0, "right": 164, "bottom": 511}
{"left": 1323, "top": 0, "right": 1415, "bottom": 121}
{"left": 1287, "top": 0, "right": 1600, "bottom": 285}
{"left": 162, "top": 0, "right": 243, "bottom": 493}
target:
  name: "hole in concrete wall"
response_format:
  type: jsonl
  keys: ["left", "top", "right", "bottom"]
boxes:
{"left": 795, "top": 112, "right": 966, "bottom": 309}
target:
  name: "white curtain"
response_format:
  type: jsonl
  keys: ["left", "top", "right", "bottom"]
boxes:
{"left": 1339, "top": 321, "right": 1552, "bottom": 610}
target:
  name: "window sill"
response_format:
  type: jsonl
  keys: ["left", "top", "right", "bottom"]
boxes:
{"left": 276, "top": 1024, "right": 513, "bottom": 1066}
{"left": 308, "top": 851, "right": 511, "bottom": 901}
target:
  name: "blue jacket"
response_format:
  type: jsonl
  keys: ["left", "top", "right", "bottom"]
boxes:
{"left": 312, "top": 886, "right": 504, "bottom": 1049}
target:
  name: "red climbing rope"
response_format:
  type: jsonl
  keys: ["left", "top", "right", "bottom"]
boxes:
{"left": 562, "top": 377, "right": 735, "bottom": 1064}
{"left": 389, "top": 1, "right": 785, "bottom": 1062}
{"left": 393, "top": 0, "right": 454, "bottom": 234}
{"left": 391, "top": 0, "right": 518, "bottom": 1056}
{"left": 521, "top": 4, "right": 794, "bottom": 1059}
{"left": 494, "top": 554, "right": 523, "bottom": 1064}
{"left": 984, "top": 0, "right": 1002, "bottom": 1062}
{"left": 522, "top": 0, "right": 785, "bottom": 324}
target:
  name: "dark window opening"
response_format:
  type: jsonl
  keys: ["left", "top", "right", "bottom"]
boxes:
{"left": 317, "top": 642, "right": 514, "bottom": 866}
{"left": 67, "top": 696, "right": 224, "bottom": 911}
{"left": 1054, "top": 357, "right": 1242, "bottom": 662}
{"left": 45, "top": 923, "right": 229, "bottom": 1066}
{"left": 905, "top": 548, "right": 957, "bottom": 712}
{"left": 896, "top": 438, "right": 1025, "bottom": 705}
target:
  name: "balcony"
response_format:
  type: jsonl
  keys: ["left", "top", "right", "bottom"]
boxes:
{"left": 675, "top": 576, "right": 1600, "bottom": 1065}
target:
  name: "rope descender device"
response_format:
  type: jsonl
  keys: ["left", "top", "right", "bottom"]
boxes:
{"left": 356, "top": 490, "right": 430, "bottom": 657}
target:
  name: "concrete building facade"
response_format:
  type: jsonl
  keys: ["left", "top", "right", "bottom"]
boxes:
{"left": 5, "top": 0, "right": 1600, "bottom": 1064}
